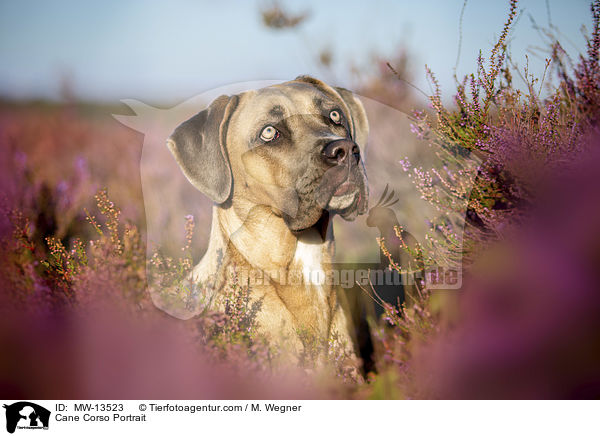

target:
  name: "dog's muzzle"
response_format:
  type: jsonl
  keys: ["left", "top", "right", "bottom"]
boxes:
{"left": 318, "top": 139, "right": 366, "bottom": 214}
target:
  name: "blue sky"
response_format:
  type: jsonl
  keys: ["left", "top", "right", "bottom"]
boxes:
{"left": 0, "top": 0, "right": 593, "bottom": 103}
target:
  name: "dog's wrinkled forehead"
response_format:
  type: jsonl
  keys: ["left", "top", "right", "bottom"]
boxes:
{"left": 234, "top": 81, "right": 349, "bottom": 134}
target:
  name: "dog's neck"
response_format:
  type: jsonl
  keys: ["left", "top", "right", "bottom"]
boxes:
{"left": 191, "top": 203, "right": 338, "bottom": 342}
{"left": 222, "top": 202, "right": 334, "bottom": 272}
{"left": 193, "top": 203, "right": 335, "bottom": 287}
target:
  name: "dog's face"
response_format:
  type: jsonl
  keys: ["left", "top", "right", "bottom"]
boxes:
{"left": 167, "top": 76, "right": 369, "bottom": 233}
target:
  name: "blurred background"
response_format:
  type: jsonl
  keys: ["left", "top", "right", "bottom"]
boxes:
{"left": 0, "top": 0, "right": 591, "bottom": 260}
{"left": 0, "top": 0, "right": 592, "bottom": 102}
{"left": 1, "top": 1, "right": 599, "bottom": 399}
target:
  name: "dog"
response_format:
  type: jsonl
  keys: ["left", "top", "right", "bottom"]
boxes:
{"left": 166, "top": 76, "right": 369, "bottom": 361}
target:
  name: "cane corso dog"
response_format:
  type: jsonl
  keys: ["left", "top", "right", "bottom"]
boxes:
{"left": 167, "top": 76, "right": 369, "bottom": 361}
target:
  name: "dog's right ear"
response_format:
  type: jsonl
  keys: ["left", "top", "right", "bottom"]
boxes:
{"left": 167, "top": 95, "right": 239, "bottom": 204}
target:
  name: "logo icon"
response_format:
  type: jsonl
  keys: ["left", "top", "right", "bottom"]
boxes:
{"left": 3, "top": 402, "right": 50, "bottom": 434}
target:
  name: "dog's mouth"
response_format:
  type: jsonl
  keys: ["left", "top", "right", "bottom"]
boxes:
{"left": 322, "top": 177, "right": 368, "bottom": 219}
{"left": 296, "top": 186, "right": 362, "bottom": 239}
{"left": 315, "top": 162, "right": 368, "bottom": 216}
{"left": 284, "top": 161, "right": 368, "bottom": 235}
{"left": 289, "top": 182, "right": 364, "bottom": 238}
{"left": 286, "top": 187, "right": 364, "bottom": 239}
{"left": 328, "top": 182, "right": 359, "bottom": 210}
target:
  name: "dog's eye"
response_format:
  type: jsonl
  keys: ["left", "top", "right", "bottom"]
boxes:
{"left": 260, "top": 125, "right": 279, "bottom": 142}
{"left": 329, "top": 110, "right": 342, "bottom": 124}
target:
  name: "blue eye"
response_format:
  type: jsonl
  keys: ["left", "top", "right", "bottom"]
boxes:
{"left": 260, "top": 125, "right": 279, "bottom": 141}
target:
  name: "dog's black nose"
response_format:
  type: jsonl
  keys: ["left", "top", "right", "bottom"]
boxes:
{"left": 322, "top": 139, "right": 360, "bottom": 165}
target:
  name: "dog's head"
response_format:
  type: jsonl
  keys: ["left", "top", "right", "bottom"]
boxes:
{"left": 167, "top": 76, "right": 369, "bottom": 234}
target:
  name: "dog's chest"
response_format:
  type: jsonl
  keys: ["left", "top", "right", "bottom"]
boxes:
{"left": 288, "top": 240, "right": 334, "bottom": 332}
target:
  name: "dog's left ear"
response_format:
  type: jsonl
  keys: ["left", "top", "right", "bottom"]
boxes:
{"left": 333, "top": 86, "right": 369, "bottom": 147}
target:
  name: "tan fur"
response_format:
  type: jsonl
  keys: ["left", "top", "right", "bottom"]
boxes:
{"left": 169, "top": 77, "right": 369, "bottom": 361}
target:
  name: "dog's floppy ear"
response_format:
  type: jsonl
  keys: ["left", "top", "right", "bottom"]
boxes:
{"left": 334, "top": 86, "right": 369, "bottom": 147}
{"left": 167, "top": 95, "right": 239, "bottom": 204}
